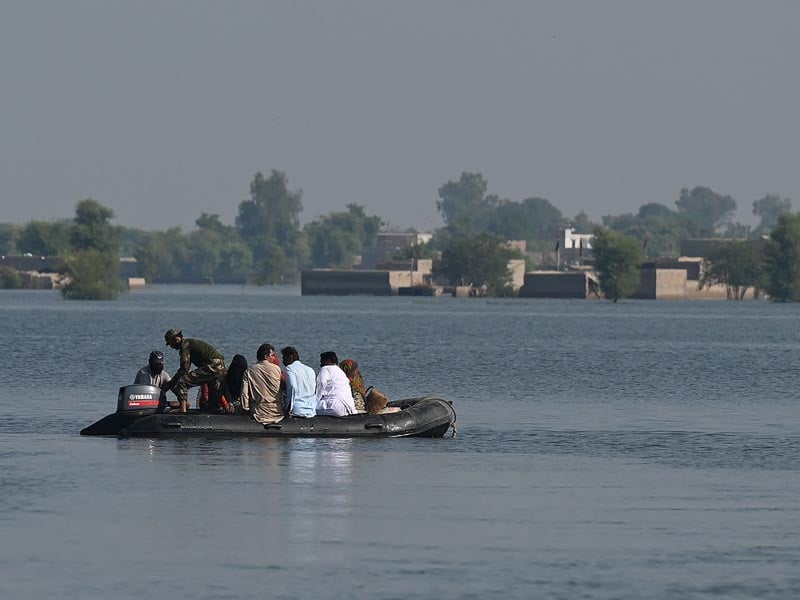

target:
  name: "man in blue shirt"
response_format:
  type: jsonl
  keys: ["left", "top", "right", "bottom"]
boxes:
{"left": 280, "top": 346, "right": 317, "bottom": 418}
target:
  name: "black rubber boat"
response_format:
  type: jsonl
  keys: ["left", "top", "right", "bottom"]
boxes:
{"left": 80, "top": 385, "right": 457, "bottom": 438}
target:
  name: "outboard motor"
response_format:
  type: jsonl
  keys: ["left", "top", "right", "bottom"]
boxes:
{"left": 80, "top": 384, "right": 164, "bottom": 436}
{"left": 117, "top": 384, "right": 163, "bottom": 416}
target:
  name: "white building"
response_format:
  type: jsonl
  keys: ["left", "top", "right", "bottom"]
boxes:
{"left": 561, "top": 227, "right": 593, "bottom": 250}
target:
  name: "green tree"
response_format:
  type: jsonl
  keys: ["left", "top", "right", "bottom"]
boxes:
{"left": 571, "top": 211, "right": 595, "bottom": 234}
{"left": 763, "top": 213, "right": 800, "bottom": 301}
{"left": 436, "top": 172, "right": 496, "bottom": 232}
{"left": 60, "top": 249, "right": 124, "bottom": 300}
{"left": 488, "top": 196, "right": 563, "bottom": 242}
{"left": 60, "top": 199, "right": 123, "bottom": 300}
{"left": 199, "top": 214, "right": 253, "bottom": 282}
{"left": 0, "top": 266, "right": 21, "bottom": 288}
{"left": 120, "top": 227, "right": 151, "bottom": 257}
{"left": 723, "top": 222, "right": 751, "bottom": 239}
{"left": 236, "top": 170, "right": 304, "bottom": 283}
{"left": 257, "top": 244, "right": 294, "bottom": 285}
{"left": 699, "top": 240, "right": 763, "bottom": 300}
{"left": 675, "top": 186, "right": 737, "bottom": 233}
{"left": 603, "top": 203, "right": 700, "bottom": 258}
{"left": 71, "top": 198, "right": 121, "bottom": 253}
{"left": 305, "top": 204, "right": 383, "bottom": 268}
{"left": 136, "top": 228, "right": 190, "bottom": 283}
{"left": 195, "top": 213, "right": 229, "bottom": 235}
{"left": 0, "top": 224, "right": 17, "bottom": 255}
{"left": 752, "top": 194, "right": 792, "bottom": 237}
{"left": 591, "top": 227, "right": 645, "bottom": 302}
{"left": 186, "top": 214, "right": 252, "bottom": 283}
{"left": 16, "top": 220, "right": 72, "bottom": 256}
{"left": 216, "top": 240, "right": 253, "bottom": 282}
{"left": 433, "top": 231, "right": 517, "bottom": 295}
{"left": 186, "top": 229, "right": 222, "bottom": 283}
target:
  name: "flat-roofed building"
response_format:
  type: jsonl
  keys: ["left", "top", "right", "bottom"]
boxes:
{"left": 360, "top": 232, "right": 433, "bottom": 269}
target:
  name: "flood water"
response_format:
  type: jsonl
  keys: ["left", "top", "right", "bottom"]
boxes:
{"left": 1, "top": 286, "right": 799, "bottom": 599}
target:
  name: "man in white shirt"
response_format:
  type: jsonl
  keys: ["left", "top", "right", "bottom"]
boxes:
{"left": 315, "top": 351, "right": 357, "bottom": 417}
{"left": 281, "top": 346, "right": 317, "bottom": 418}
{"left": 134, "top": 351, "right": 172, "bottom": 388}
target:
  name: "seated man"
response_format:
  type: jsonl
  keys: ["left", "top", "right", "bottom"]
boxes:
{"left": 162, "top": 328, "right": 226, "bottom": 413}
{"left": 240, "top": 343, "right": 284, "bottom": 424}
{"left": 134, "top": 350, "right": 172, "bottom": 388}
{"left": 315, "top": 351, "right": 357, "bottom": 417}
{"left": 281, "top": 346, "right": 316, "bottom": 418}
{"left": 134, "top": 350, "right": 174, "bottom": 408}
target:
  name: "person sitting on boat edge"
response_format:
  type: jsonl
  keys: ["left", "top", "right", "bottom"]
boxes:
{"left": 338, "top": 358, "right": 394, "bottom": 415}
{"left": 266, "top": 343, "right": 287, "bottom": 386}
{"left": 134, "top": 350, "right": 172, "bottom": 388}
{"left": 339, "top": 358, "right": 367, "bottom": 412}
{"left": 316, "top": 351, "right": 357, "bottom": 417}
{"left": 135, "top": 350, "right": 176, "bottom": 409}
{"left": 281, "top": 346, "right": 316, "bottom": 418}
{"left": 162, "top": 328, "right": 226, "bottom": 413}
{"left": 218, "top": 354, "right": 248, "bottom": 413}
{"left": 240, "top": 343, "right": 284, "bottom": 424}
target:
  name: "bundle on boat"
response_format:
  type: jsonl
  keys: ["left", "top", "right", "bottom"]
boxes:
{"left": 80, "top": 385, "right": 457, "bottom": 438}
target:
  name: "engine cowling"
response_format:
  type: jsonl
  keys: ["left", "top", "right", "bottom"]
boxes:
{"left": 117, "top": 384, "right": 162, "bottom": 415}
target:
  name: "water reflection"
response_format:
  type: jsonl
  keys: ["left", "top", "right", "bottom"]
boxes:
{"left": 6, "top": 289, "right": 800, "bottom": 599}
{"left": 285, "top": 438, "right": 355, "bottom": 563}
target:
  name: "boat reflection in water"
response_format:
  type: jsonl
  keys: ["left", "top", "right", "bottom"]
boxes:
{"left": 286, "top": 439, "right": 355, "bottom": 556}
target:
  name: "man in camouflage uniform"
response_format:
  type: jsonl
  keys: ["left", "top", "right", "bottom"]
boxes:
{"left": 162, "top": 328, "right": 226, "bottom": 413}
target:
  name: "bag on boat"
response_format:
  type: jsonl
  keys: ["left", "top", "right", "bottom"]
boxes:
{"left": 365, "top": 386, "right": 388, "bottom": 415}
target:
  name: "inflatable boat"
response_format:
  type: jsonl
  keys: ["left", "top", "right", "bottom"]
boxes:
{"left": 80, "top": 385, "right": 457, "bottom": 438}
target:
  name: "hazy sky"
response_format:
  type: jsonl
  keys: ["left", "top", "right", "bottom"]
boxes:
{"left": 2, "top": 1, "right": 799, "bottom": 232}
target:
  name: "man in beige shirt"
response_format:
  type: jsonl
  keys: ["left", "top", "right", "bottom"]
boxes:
{"left": 240, "top": 343, "right": 284, "bottom": 424}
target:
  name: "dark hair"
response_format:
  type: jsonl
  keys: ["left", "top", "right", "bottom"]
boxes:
{"left": 320, "top": 351, "right": 338, "bottom": 365}
{"left": 257, "top": 343, "right": 275, "bottom": 362}
{"left": 281, "top": 346, "right": 300, "bottom": 363}
{"left": 225, "top": 354, "right": 248, "bottom": 399}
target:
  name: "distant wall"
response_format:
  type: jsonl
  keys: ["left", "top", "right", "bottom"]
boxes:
{"left": 0, "top": 256, "right": 61, "bottom": 272}
{"left": 119, "top": 258, "right": 142, "bottom": 279}
{"left": 2, "top": 255, "right": 145, "bottom": 279}
{"left": 679, "top": 238, "right": 734, "bottom": 258}
{"left": 635, "top": 268, "right": 687, "bottom": 299}
{"left": 508, "top": 259, "right": 526, "bottom": 291}
{"left": 361, "top": 232, "right": 433, "bottom": 268}
{"left": 373, "top": 258, "right": 432, "bottom": 281}
{"left": 644, "top": 259, "right": 702, "bottom": 281}
{"left": 302, "top": 269, "right": 404, "bottom": 295}
{"left": 519, "top": 271, "right": 591, "bottom": 298}
{"left": 18, "top": 272, "right": 61, "bottom": 289}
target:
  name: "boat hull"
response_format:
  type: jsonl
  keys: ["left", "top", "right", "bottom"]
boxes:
{"left": 80, "top": 397, "right": 456, "bottom": 438}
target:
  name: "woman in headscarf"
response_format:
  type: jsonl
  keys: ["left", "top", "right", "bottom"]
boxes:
{"left": 339, "top": 358, "right": 367, "bottom": 412}
{"left": 220, "top": 354, "right": 248, "bottom": 413}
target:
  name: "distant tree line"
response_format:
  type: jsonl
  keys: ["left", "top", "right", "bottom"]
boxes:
{"left": 1, "top": 168, "right": 799, "bottom": 300}
{"left": 0, "top": 199, "right": 125, "bottom": 299}
{"left": 592, "top": 213, "right": 800, "bottom": 302}
{"left": 0, "top": 171, "right": 387, "bottom": 296}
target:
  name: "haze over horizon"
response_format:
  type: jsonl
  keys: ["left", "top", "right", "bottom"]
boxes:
{"left": 2, "top": 1, "right": 798, "bottom": 232}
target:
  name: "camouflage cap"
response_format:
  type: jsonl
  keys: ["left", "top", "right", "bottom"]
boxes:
{"left": 164, "top": 328, "right": 182, "bottom": 344}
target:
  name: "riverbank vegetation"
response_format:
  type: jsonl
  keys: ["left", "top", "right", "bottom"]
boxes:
{"left": 1, "top": 169, "right": 799, "bottom": 300}
{"left": 591, "top": 228, "right": 645, "bottom": 302}
{"left": 699, "top": 240, "right": 764, "bottom": 300}
{"left": 763, "top": 214, "right": 800, "bottom": 301}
